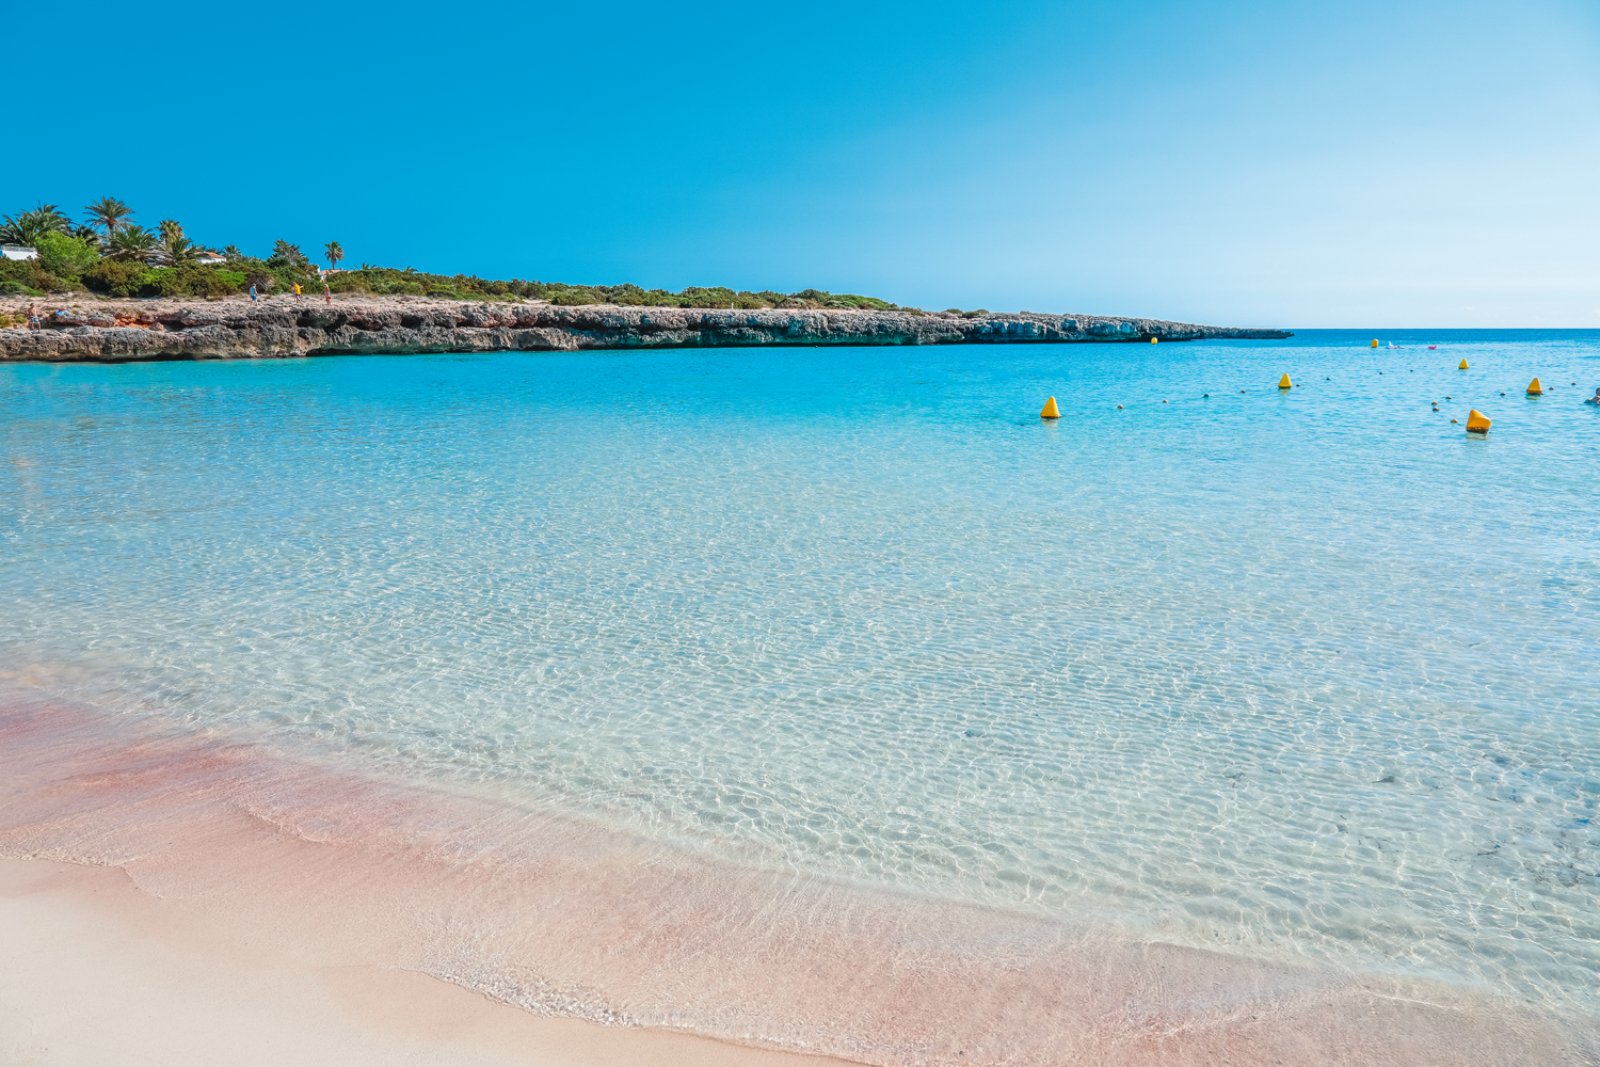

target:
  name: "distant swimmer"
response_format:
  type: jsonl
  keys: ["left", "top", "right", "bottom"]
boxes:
{"left": 1586, "top": 386, "right": 1600, "bottom": 405}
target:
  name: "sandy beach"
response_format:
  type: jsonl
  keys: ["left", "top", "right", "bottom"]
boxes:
{"left": 0, "top": 858, "right": 852, "bottom": 1067}
{"left": 2, "top": 689, "right": 1593, "bottom": 1067}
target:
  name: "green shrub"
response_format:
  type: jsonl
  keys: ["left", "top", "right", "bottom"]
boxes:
{"left": 203, "top": 268, "right": 247, "bottom": 296}
{"left": 155, "top": 266, "right": 246, "bottom": 298}
{"left": 81, "top": 261, "right": 250, "bottom": 298}
{"left": 0, "top": 259, "right": 43, "bottom": 295}
{"left": 280, "top": 263, "right": 321, "bottom": 291}
{"left": 604, "top": 283, "right": 650, "bottom": 306}
{"left": 787, "top": 288, "right": 896, "bottom": 311}
{"left": 678, "top": 286, "right": 739, "bottom": 308}
{"left": 0, "top": 257, "right": 76, "bottom": 294}
{"left": 324, "top": 272, "right": 371, "bottom": 295}
{"left": 308, "top": 267, "right": 906, "bottom": 311}
{"left": 10, "top": 221, "right": 916, "bottom": 311}
{"left": 83, "top": 259, "right": 157, "bottom": 296}
{"left": 34, "top": 233, "right": 101, "bottom": 280}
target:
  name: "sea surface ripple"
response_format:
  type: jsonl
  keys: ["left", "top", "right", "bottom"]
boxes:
{"left": 2, "top": 330, "right": 1597, "bottom": 1024}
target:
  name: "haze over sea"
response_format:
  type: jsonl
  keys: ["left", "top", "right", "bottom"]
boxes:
{"left": 2, "top": 331, "right": 1597, "bottom": 1061}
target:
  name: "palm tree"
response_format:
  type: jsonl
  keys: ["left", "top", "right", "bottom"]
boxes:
{"left": 269, "top": 239, "right": 308, "bottom": 267}
{"left": 222, "top": 244, "right": 243, "bottom": 260}
{"left": 157, "top": 219, "right": 185, "bottom": 244}
{"left": 162, "top": 233, "right": 198, "bottom": 266}
{"left": 84, "top": 197, "right": 133, "bottom": 237}
{"left": 324, "top": 240, "right": 344, "bottom": 271}
{"left": 106, "top": 225, "right": 157, "bottom": 262}
{"left": 0, "top": 204, "right": 73, "bottom": 246}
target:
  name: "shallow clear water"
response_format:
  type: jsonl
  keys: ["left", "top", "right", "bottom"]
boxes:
{"left": 2, "top": 331, "right": 1597, "bottom": 1017}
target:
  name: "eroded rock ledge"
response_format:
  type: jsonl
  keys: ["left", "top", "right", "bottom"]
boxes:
{"left": 0, "top": 297, "right": 1290, "bottom": 362}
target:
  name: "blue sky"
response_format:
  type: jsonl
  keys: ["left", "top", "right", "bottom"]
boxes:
{"left": 7, "top": 0, "right": 1598, "bottom": 326}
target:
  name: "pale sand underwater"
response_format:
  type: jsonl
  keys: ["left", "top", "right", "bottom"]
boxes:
{"left": 1, "top": 693, "right": 1593, "bottom": 1067}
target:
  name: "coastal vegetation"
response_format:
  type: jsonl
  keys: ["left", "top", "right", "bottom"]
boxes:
{"left": 1, "top": 199, "right": 906, "bottom": 312}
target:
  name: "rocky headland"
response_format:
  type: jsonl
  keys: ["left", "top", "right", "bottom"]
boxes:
{"left": 0, "top": 296, "right": 1290, "bottom": 362}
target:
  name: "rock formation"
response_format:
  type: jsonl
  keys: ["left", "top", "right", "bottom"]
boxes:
{"left": 0, "top": 297, "right": 1290, "bottom": 362}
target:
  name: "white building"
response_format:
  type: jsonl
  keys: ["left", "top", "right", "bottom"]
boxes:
{"left": 1, "top": 244, "right": 38, "bottom": 261}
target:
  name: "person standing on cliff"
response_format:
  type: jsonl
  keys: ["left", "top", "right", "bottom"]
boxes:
{"left": 323, "top": 282, "right": 332, "bottom": 305}
{"left": 249, "top": 283, "right": 257, "bottom": 302}
{"left": 293, "top": 283, "right": 302, "bottom": 299}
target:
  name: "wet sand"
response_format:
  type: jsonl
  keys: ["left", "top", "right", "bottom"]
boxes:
{"left": 0, "top": 858, "right": 853, "bottom": 1067}
{"left": 0, "top": 691, "right": 1593, "bottom": 1067}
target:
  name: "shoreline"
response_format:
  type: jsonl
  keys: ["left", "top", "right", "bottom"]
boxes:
{"left": 0, "top": 295, "right": 1290, "bottom": 363}
{"left": 2, "top": 686, "right": 1592, "bottom": 1067}
{"left": 0, "top": 857, "right": 857, "bottom": 1067}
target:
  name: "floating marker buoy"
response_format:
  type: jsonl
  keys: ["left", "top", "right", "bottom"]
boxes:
{"left": 1279, "top": 373, "right": 1293, "bottom": 389}
{"left": 1429, "top": 345, "right": 1437, "bottom": 350}
{"left": 1116, "top": 404, "right": 1124, "bottom": 410}
{"left": 1459, "top": 359, "right": 1469, "bottom": 370}
{"left": 1526, "top": 377, "right": 1542, "bottom": 396}
{"left": 1466, "top": 409, "right": 1491, "bottom": 434}
{"left": 1371, "top": 339, "right": 1380, "bottom": 348}
{"left": 1040, "top": 396, "right": 1061, "bottom": 419}
{"left": 1150, "top": 337, "right": 1159, "bottom": 344}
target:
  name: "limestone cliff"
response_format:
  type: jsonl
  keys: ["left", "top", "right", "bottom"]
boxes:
{"left": 0, "top": 298, "right": 1290, "bottom": 362}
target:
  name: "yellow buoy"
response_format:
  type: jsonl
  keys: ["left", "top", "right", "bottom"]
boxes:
{"left": 1526, "top": 377, "right": 1542, "bottom": 396}
{"left": 1459, "top": 359, "right": 1469, "bottom": 370}
{"left": 1466, "top": 409, "right": 1491, "bottom": 434}
{"left": 1278, "top": 373, "right": 1292, "bottom": 389}
{"left": 1040, "top": 396, "right": 1061, "bottom": 419}
{"left": 1370, "top": 339, "right": 1379, "bottom": 348}
{"left": 1150, "top": 337, "right": 1158, "bottom": 344}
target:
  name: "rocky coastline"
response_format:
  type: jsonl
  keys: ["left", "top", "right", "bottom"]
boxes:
{"left": 0, "top": 296, "right": 1290, "bottom": 362}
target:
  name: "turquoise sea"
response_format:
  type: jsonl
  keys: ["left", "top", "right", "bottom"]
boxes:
{"left": 2, "top": 330, "right": 1598, "bottom": 1056}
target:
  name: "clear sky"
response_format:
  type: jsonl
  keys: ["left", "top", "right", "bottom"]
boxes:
{"left": 7, "top": 0, "right": 1598, "bottom": 326}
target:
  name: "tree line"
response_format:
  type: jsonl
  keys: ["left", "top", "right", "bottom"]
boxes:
{"left": 1, "top": 199, "right": 906, "bottom": 311}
